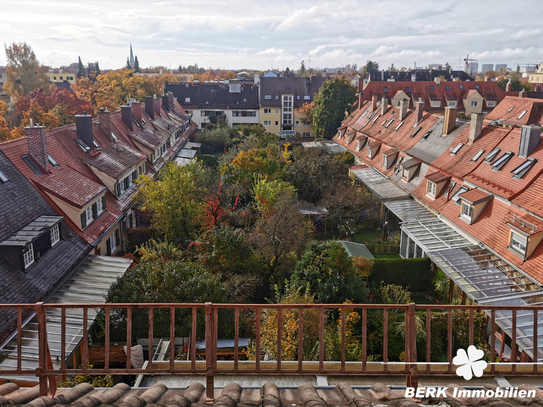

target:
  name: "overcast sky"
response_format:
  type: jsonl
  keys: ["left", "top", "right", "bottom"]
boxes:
{"left": 1, "top": 0, "right": 542, "bottom": 71}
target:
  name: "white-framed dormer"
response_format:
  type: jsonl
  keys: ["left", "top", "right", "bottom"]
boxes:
{"left": 424, "top": 171, "right": 451, "bottom": 200}
{"left": 506, "top": 214, "right": 543, "bottom": 260}
{"left": 457, "top": 188, "right": 492, "bottom": 225}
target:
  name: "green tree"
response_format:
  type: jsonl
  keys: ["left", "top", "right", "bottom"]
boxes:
{"left": 134, "top": 56, "right": 140, "bottom": 73}
{"left": 360, "top": 60, "right": 380, "bottom": 78}
{"left": 252, "top": 178, "right": 297, "bottom": 215}
{"left": 3, "top": 42, "right": 54, "bottom": 98}
{"left": 136, "top": 161, "right": 208, "bottom": 246}
{"left": 77, "top": 56, "right": 86, "bottom": 78}
{"left": 444, "top": 62, "right": 451, "bottom": 70}
{"left": 308, "top": 77, "right": 357, "bottom": 139}
{"left": 125, "top": 57, "right": 132, "bottom": 70}
{"left": 291, "top": 241, "right": 368, "bottom": 304}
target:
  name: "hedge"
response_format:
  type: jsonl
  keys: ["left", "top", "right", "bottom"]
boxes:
{"left": 371, "top": 257, "right": 432, "bottom": 292}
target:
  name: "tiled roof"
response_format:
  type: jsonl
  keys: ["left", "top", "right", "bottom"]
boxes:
{"left": 426, "top": 171, "right": 451, "bottom": 183}
{"left": 166, "top": 82, "right": 259, "bottom": 109}
{"left": 485, "top": 96, "right": 543, "bottom": 125}
{"left": 458, "top": 188, "right": 492, "bottom": 204}
{"left": 35, "top": 167, "right": 106, "bottom": 208}
{"left": 381, "top": 147, "right": 398, "bottom": 156}
{"left": 0, "top": 151, "right": 90, "bottom": 340}
{"left": 259, "top": 76, "right": 327, "bottom": 107}
{"left": 83, "top": 142, "right": 146, "bottom": 179}
{"left": 362, "top": 81, "right": 505, "bottom": 111}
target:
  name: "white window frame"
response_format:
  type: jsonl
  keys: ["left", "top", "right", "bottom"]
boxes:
{"left": 275, "top": 109, "right": 279, "bottom": 114}
{"left": 448, "top": 101, "right": 457, "bottom": 107}
{"left": 264, "top": 108, "right": 271, "bottom": 114}
{"left": 510, "top": 230, "right": 527, "bottom": 254}
{"left": 184, "top": 97, "right": 190, "bottom": 103}
{"left": 263, "top": 121, "right": 271, "bottom": 126}
{"left": 23, "top": 244, "right": 34, "bottom": 268}
{"left": 110, "top": 232, "right": 116, "bottom": 253}
{"left": 50, "top": 224, "right": 60, "bottom": 246}
{"left": 427, "top": 181, "right": 436, "bottom": 197}
{"left": 461, "top": 201, "right": 473, "bottom": 220}
{"left": 471, "top": 101, "right": 478, "bottom": 107}
{"left": 402, "top": 167, "right": 409, "bottom": 180}
{"left": 431, "top": 101, "right": 441, "bottom": 108}
{"left": 264, "top": 95, "right": 272, "bottom": 100}
{"left": 85, "top": 206, "right": 93, "bottom": 224}
{"left": 487, "top": 101, "right": 496, "bottom": 107}
{"left": 97, "top": 196, "right": 103, "bottom": 215}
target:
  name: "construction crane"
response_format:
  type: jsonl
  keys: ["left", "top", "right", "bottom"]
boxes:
{"left": 463, "top": 55, "right": 477, "bottom": 73}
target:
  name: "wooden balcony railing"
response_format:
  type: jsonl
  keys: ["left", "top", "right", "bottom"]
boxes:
{"left": 0, "top": 303, "right": 542, "bottom": 400}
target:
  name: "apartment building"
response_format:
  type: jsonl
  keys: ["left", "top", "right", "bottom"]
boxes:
{"left": 259, "top": 76, "right": 326, "bottom": 136}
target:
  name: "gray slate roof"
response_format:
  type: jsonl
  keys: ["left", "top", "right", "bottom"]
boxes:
{"left": 407, "top": 119, "right": 467, "bottom": 164}
{"left": 0, "top": 151, "right": 91, "bottom": 342}
{"left": 166, "top": 83, "right": 259, "bottom": 110}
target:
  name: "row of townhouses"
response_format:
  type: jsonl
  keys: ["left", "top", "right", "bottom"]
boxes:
{"left": 0, "top": 94, "right": 197, "bottom": 354}
{"left": 334, "top": 94, "right": 543, "bottom": 323}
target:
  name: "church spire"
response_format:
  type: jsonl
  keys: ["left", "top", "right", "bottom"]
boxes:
{"left": 129, "top": 43, "right": 135, "bottom": 67}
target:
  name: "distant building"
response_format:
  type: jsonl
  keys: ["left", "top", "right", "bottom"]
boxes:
{"left": 495, "top": 64, "right": 508, "bottom": 72}
{"left": 481, "top": 64, "right": 494, "bottom": 73}
{"left": 468, "top": 62, "right": 479, "bottom": 75}
{"left": 259, "top": 76, "right": 327, "bottom": 136}
{"left": 529, "top": 63, "right": 543, "bottom": 86}
{"left": 166, "top": 82, "right": 260, "bottom": 128}
{"left": 45, "top": 69, "right": 77, "bottom": 86}
{"left": 363, "top": 69, "right": 473, "bottom": 88}
{"left": 427, "top": 64, "right": 441, "bottom": 70}
{"left": 129, "top": 43, "right": 135, "bottom": 68}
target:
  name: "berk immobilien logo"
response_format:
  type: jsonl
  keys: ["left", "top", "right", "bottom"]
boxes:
{"left": 405, "top": 345, "right": 536, "bottom": 399}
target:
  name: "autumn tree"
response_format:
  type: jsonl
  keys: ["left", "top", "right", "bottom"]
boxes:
{"left": 77, "top": 56, "right": 86, "bottom": 78}
{"left": 3, "top": 42, "right": 54, "bottom": 98}
{"left": 308, "top": 77, "right": 357, "bottom": 139}
{"left": 136, "top": 161, "right": 209, "bottom": 246}
{"left": 360, "top": 60, "right": 380, "bottom": 78}
{"left": 0, "top": 101, "right": 13, "bottom": 142}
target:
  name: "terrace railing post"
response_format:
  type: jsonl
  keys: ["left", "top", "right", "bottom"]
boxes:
{"left": 35, "top": 302, "right": 48, "bottom": 397}
{"left": 205, "top": 302, "right": 214, "bottom": 402}
{"left": 405, "top": 303, "right": 418, "bottom": 389}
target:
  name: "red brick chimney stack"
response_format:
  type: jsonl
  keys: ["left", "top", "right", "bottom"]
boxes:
{"left": 371, "top": 95, "right": 378, "bottom": 112}
{"left": 132, "top": 101, "right": 143, "bottom": 124}
{"left": 25, "top": 121, "right": 48, "bottom": 171}
{"left": 99, "top": 108, "right": 112, "bottom": 140}
{"left": 415, "top": 101, "right": 424, "bottom": 123}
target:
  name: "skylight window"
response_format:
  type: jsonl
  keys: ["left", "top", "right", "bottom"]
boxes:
{"left": 48, "top": 154, "right": 59, "bottom": 168}
{"left": 430, "top": 85, "right": 434, "bottom": 90}
{"left": 492, "top": 151, "right": 514, "bottom": 170}
{"left": 410, "top": 126, "right": 422, "bottom": 138}
{"left": 406, "top": 87, "right": 411, "bottom": 93}
{"left": 446, "top": 85, "right": 450, "bottom": 90}
{"left": 383, "top": 87, "right": 388, "bottom": 93}
{"left": 385, "top": 118, "right": 395, "bottom": 128}
{"left": 394, "top": 121, "right": 404, "bottom": 132}
{"left": 0, "top": 169, "right": 9, "bottom": 183}
{"left": 517, "top": 110, "right": 527, "bottom": 120}
{"left": 75, "top": 139, "right": 90, "bottom": 152}
{"left": 507, "top": 107, "right": 514, "bottom": 113}
{"left": 451, "top": 143, "right": 463, "bottom": 154}
{"left": 459, "top": 84, "right": 463, "bottom": 89}
{"left": 21, "top": 155, "right": 42, "bottom": 174}
{"left": 444, "top": 181, "right": 457, "bottom": 198}
{"left": 475, "top": 84, "right": 479, "bottom": 90}
{"left": 472, "top": 150, "right": 485, "bottom": 161}
{"left": 485, "top": 148, "right": 501, "bottom": 162}
{"left": 361, "top": 110, "right": 368, "bottom": 118}
{"left": 422, "top": 130, "right": 432, "bottom": 140}
{"left": 372, "top": 114, "right": 380, "bottom": 123}
{"left": 111, "top": 133, "right": 118, "bottom": 142}
{"left": 381, "top": 120, "right": 387, "bottom": 126}
{"left": 512, "top": 158, "right": 537, "bottom": 179}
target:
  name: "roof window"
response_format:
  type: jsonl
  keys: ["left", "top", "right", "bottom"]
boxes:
{"left": 517, "top": 110, "right": 527, "bottom": 120}
{"left": 422, "top": 130, "right": 432, "bottom": 140}
{"left": 48, "top": 154, "right": 59, "bottom": 168}
{"left": 485, "top": 148, "right": 501, "bottom": 162}
{"left": 303, "top": 95, "right": 311, "bottom": 101}
{"left": 75, "top": 139, "right": 90, "bottom": 152}
{"left": 507, "top": 106, "right": 514, "bottom": 113}
{"left": 111, "top": 133, "right": 118, "bottom": 142}
{"left": 383, "top": 87, "right": 388, "bottom": 93}
{"left": 459, "top": 84, "right": 463, "bottom": 89}
{"left": 492, "top": 151, "right": 514, "bottom": 170}
{"left": 430, "top": 85, "right": 434, "bottom": 90}
{"left": 361, "top": 110, "right": 368, "bottom": 118}
{"left": 512, "top": 158, "right": 537, "bottom": 179}
{"left": 372, "top": 114, "right": 380, "bottom": 123}
{"left": 451, "top": 143, "right": 463, "bottom": 155}
{"left": 264, "top": 95, "right": 272, "bottom": 100}
{"left": 385, "top": 119, "right": 395, "bottom": 128}
{"left": 451, "top": 186, "right": 469, "bottom": 204}
{"left": 21, "top": 155, "right": 42, "bottom": 174}
{"left": 444, "top": 181, "right": 457, "bottom": 198}
{"left": 472, "top": 150, "right": 485, "bottom": 161}
{"left": 406, "top": 87, "right": 411, "bottom": 93}
{"left": 446, "top": 85, "right": 450, "bottom": 90}
{"left": 381, "top": 120, "right": 387, "bottom": 126}
{"left": 475, "top": 84, "right": 479, "bottom": 90}
{"left": 394, "top": 121, "right": 404, "bottom": 132}
{"left": 410, "top": 126, "right": 422, "bottom": 138}
{"left": 0, "top": 169, "right": 9, "bottom": 183}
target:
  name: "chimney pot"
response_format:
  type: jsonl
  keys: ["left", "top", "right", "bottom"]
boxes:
{"left": 443, "top": 106, "right": 458, "bottom": 135}
{"left": 25, "top": 124, "right": 48, "bottom": 171}
{"left": 506, "top": 79, "right": 512, "bottom": 92}
{"left": 468, "top": 113, "right": 484, "bottom": 144}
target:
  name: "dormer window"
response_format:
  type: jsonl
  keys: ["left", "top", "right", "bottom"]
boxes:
{"left": 427, "top": 181, "right": 436, "bottom": 197}
{"left": 22, "top": 244, "right": 34, "bottom": 268}
{"left": 460, "top": 201, "right": 474, "bottom": 222}
{"left": 400, "top": 158, "right": 421, "bottom": 182}
{"left": 50, "top": 224, "right": 60, "bottom": 246}
{"left": 431, "top": 101, "right": 441, "bottom": 108}
{"left": 510, "top": 230, "right": 527, "bottom": 255}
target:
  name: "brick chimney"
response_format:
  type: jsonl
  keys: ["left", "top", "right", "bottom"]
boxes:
{"left": 358, "top": 92, "right": 363, "bottom": 110}
{"left": 506, "top": 79, "right": 512, "bottom": 92}
{"left": 145, "top": 96, "right": 155, "bottom": 120}
{"left": 99, "top": 108, "right": 112, "bottom": 141}
{"left": 443, "top": 106, "right": 458, "bottom": 135}
{"left": 75, "top": 113, "right": 94, "bottom": 150}
{"left": 381, "top": 96, "right": 388, "bottom": 116}
{"left": 371, "top": 95, "right": 378, "bottom": 112}
{"left": 121, "top": 105, "right": 133, "bottom": 131}
{"left": 468, "top": 113, "right": 484, "bottom": 144}
{"left": 153, "top": 98, "right": 161, "bottom": 116}
{"left": 519, "top": 89, "right": 527, "bottom": 98}
{"left": 132, "top": 101, "right": 143, "bottom": 124}
{"left": 399, "top": 99, "right": 408, "bottom": 121}
{"left": 415, "top": 101, "right": 424, "bottom": 123}
{"left": 167, "top": 91, "right": 174, "bottom": 106}
{"left": 25, "top": 121, "right": 48, "bottom": 171}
